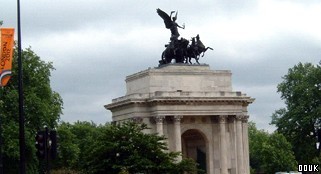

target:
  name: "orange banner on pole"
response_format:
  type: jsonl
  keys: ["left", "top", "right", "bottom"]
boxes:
{"left": 0, "top": 28, "right": 15, "bottom": 87}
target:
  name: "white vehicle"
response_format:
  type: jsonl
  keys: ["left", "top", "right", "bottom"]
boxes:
{"left": 275, "top": 172, "right": 302, "bottom": 174}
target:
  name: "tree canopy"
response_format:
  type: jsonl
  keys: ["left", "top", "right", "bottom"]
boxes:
{"left": 54, "top": 121, "right": 198, "bottom": 174}
{"left": 249, "top": 122, "right": 297, "bottom": 174}
{"left": 53, "top": 121, "right": 99, "bottom": 172}
{"left": 0, "top": 46, "right": 63, "bottom": 173}
{"left": 271, "top": 62, "right": 321, "bottom": 163}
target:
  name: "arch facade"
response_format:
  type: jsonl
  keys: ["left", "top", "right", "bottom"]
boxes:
{"left": 106, "top": 64, "right": 254, "bottom": 174}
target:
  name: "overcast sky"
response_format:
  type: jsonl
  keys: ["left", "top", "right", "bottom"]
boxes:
{"left": 1, "top": 0, "right": 321, "bottom": 132}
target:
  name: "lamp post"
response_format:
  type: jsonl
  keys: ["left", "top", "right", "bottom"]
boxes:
{"left": 17, "top": 0, "right": 26, "bottom": 173}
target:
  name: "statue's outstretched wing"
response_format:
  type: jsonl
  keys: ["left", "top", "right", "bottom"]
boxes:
{"left": 157, "top": 8, "right": 172, "bottom": 29}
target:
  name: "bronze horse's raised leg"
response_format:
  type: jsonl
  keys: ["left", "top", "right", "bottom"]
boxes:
{"left": 201, "top": 47, "right": 214, "bottom": 57}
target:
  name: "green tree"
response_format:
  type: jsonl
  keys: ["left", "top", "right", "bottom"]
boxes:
{"left": 84, "top": 121, "right": 198, "bottom": 174}
{"left": 68, "top": 121, "right": 100, "bottom": 170}
{"left": 54, "top": 122, "right": 80, "bottom": 170}
{"left": 271, "top": 62, "right": 321, "bottom": 163}
{"left": 0, "top": 46, "right": 63, "bottom": 173}
{"left": 52, "top": 121, "right": 100, "bottom": 172}
{"left": 249, "top": 122, "right": 297, "bottom": 173}
{"left": 249, "top": 122, "right": 269, "bottom": 173}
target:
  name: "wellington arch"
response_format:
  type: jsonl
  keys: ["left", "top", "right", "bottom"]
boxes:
{"left": 105, "top": 64, "right": 254, "bottom": 174}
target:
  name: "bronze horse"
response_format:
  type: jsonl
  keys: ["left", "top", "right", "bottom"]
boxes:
{"left": 158, "top": 35, "right": 212, "bottom": 65}
{"left": 160, "top": 38, "right": 189, "bottom": 65}
{"left": 185, "top": 35, "right": 213, "bottom": 64}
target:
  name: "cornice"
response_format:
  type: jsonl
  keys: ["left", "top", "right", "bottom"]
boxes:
{"left": 105, "top": 95, "right": 254, "bottom": 110}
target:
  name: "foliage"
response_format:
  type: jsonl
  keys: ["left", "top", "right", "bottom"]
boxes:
{"left": 68, "top": 121, "right": 100, "bottom": 169}
{"left": 82, "top": 121, "right": 198, "bottom": 174}
{"left": 54, "top": 121, "right": 198, "bottom": 173}
{"left": 54, "top": 122, "right": 80, "bottom": 169}
{"left": 0, "top": 46, "right": 63, "bottom": 173}
{"left": 271, "top": 62, "right": 321, "bottom": 163}
{"left": 52, "top": 121, "right": 99, "bottom": 172}
{"left": 51, "top": 168, "right": 80, "bottom": 174}
{"left": 249, "top": 122, "right": 297, "bottom": 173}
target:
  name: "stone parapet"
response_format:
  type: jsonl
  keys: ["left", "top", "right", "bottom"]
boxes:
{"left": 125, "top": 64, "right": 232, "bottom": 95}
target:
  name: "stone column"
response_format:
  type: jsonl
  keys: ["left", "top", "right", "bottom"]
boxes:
{"left": 219, "top": 115, "right": 228, "bottom": 174}
{"left": 242, "top": 115, "right": 250, "bottom": 174}
{"left": 236, "top": 115, "right": 244, "bottom": 174}
{"left": 155, "top": 116, "right": 165, "bottom": 136}
{"left": 173, "top": 115, "right": 183, "bottom": 161}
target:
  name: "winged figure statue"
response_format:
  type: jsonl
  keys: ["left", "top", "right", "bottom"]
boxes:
{"left": 156, "top": 8, "right": 185, "bottom": 41}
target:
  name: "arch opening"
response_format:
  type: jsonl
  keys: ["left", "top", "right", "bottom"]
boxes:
{"left": 182, "top": 129, "right": 207, "bottom": 173}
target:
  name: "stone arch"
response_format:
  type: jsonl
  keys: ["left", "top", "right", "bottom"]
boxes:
{"left": 182, "top": 129, "right": 209, "bottom": 173}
